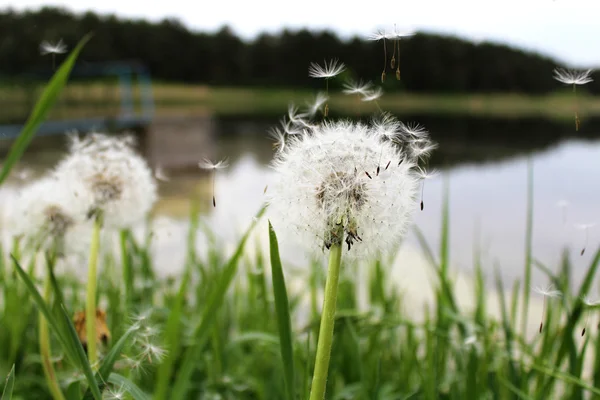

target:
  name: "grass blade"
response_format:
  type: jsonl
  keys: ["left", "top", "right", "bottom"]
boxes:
{"left": 153, "top": 264, "right": 193, "bottom": 399}
{"left": 59, "top": 306, "right": 102, "bottom": 400}
{"left": 1, "top": 365, "right": 15, "bottom": 400}
{"left": 269, "top": 221, "right": 295, "bottom": 400}
{"left": 10, "top": 254, "right": 79, "bottom": 365}
{"left": 0, "top": 33, "right": 92, "bottom": 186}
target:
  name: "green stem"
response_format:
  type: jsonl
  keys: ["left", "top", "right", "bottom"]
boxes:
{"left": 309, "top": 244, "right": 343, "bottom": 400}
{"left": 40, "top": 272, "right": 66, "bottom": 400}
{"left": 120, "top": 230, "right": 133, "bottom": 309}
{"left": 86, "top": 214, "right": 103, "bottom": 366}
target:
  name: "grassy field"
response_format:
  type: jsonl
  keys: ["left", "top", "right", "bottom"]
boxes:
{"left": 1, "top": 81, "right": 599, "bottom": 123}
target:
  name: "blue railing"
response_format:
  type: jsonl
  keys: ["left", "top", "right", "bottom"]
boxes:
{"left": 0, "top": 61, "right": 154, "bottom": 139}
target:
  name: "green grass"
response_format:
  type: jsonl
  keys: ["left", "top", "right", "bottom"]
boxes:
{"left": 2, "top": 179, "right": 600, "bottom": 399}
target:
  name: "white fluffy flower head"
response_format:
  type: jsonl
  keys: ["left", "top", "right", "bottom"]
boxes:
{"left": 267, "top": 114, "right": 434, "bottom": 260}
{"left": 54, "top": 133, "right": 157, "bottom": 228}
{"left": 7, "top": 176, "right": 90, "bottom": 254}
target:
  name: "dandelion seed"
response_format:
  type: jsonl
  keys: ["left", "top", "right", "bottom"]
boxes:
{"left": 368, "top": 30, "right": 388, "bottom": 82}
{"left": 342, "top": 79, "right": 373, "bottom": 96}
{"left": 399, "top": 122, "right": 430, "bottom": 140}
{"left": 268, "top": 126, "right": 287, "bottom": 152}
{"left": 40, "top": 39, "right": 68, "bottom": 55}
{"left": 553, "top": 68, "right": 593, "bottom": 131}
{"left": 308, "top": 59, "right": 345, "bottom": 117}
{"left": 305, "top": 92, "right": 329, "bottom": 117}
{"left": 389, "top": 25, "right": 414, "bottom": 80}
{"left": 287, "top": 105, "right": 313, "bottom": 129}
{"left": 361, "top": 87, "right": 383, "bottom": 102}
{"left": 581, "top": 295, "right": 600, "bottom": 336}
{"left": 308, "top": 59, "right": 346, "bottom": 80}
{"left": 416, "top": 167, "right": 437, "bottom": 211}
{"left": 553, "top": 68, "right": 594, "bottom": 86}
{"left": 154, "top": 165, "right": 169, "bottom": 182}
{"left": 40, "top": 39, "right": 67, "bottom": 70}
{"left": 103, "top": 384, "right": 126, "bottom": 400}
{"left": 533, "top": 284, "right": 562, "bottom": 333}
{"left": 575, "top": 223, "right": 595, "bottom": 255}
{"left": 199, "top": 158, "right": 229, "bottom": 207}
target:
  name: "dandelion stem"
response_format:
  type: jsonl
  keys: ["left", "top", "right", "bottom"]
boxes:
{"left": 40, "top": 271, "right": 66, "bottom": 400}
{"left": 86, "top": 212, "right": 103, "bottom": 366}
{"left": 309, "top": 243, "right": 343, "bottom": 400}
{"left": 121, "top": 229, "right": 133, "bottom": 309}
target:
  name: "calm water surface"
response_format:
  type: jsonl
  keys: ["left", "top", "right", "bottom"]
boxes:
{"left": 4, "top": 119, "right": 600, "bottom": 287}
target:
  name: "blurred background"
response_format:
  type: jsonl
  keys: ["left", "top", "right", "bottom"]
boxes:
{"left": 1, "top": 1, "right": 600, "bottom": 286}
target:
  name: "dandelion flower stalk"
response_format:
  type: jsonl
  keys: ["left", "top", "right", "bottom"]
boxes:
{"left": 309, "top": 243, "right": 343, "bottom": 400}
{"left": 267, "top": 111, "right": 435, "bottom": 399}
{"left": 39, "top": 271, "right": 66, "bottom": 400}
{"left": 121, "top": 229, "right": 133, "bottom": 309}
{"left": 86, "top": 212, "right": 103, "bottom": 365}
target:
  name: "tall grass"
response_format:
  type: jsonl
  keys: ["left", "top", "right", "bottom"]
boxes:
{"left": 1, "top": 35, "right": 600, "bottom": 400}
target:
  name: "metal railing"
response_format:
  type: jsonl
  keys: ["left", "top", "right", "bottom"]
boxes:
{"left": 0, "top": 61, "right": 154, "bottom": 139}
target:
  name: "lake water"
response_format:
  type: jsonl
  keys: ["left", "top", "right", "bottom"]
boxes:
{"left": 2, "top": 116, "right": 600, "bottom": 288}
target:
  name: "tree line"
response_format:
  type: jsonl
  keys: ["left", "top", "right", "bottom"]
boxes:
{"left": 0, "top": 6, "right": 598, "bottom": 94}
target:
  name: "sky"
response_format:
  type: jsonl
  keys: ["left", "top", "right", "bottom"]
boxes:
{"left": 2, "top": 0, "right": 600, "bottom": 67}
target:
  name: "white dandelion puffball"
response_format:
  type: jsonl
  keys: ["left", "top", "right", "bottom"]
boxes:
{"left": 54, "top": 133, "right": 157, "bottom": 228}
{"left": 267, "top": 115, "right": 432, "bottom": 260}
{"left": 6, "top": 175, "right": 91, "bottom": 254}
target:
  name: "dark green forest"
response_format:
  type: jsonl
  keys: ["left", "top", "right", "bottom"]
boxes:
{"left": 0, "top": 6, "right": 598, "bottom": 94}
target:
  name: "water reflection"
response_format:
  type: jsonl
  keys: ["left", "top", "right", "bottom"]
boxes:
{"left": 2, "top": 116, "right": 600, "bottom": 287}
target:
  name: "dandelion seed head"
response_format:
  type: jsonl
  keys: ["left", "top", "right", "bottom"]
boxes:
{"left": 54, "top": 133, "right": 157, "bottom": 228}
{"left": 308, "top": 59, "right": 346, "bottom": 79}
{"left": 267, "top": 116, "right": 433, "bottom": 260}
{"left": 6, "top": 176, "right": 90, "bottom": 254}
{"left": 553, "top": 68, "right": 593, "bottom": 85}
